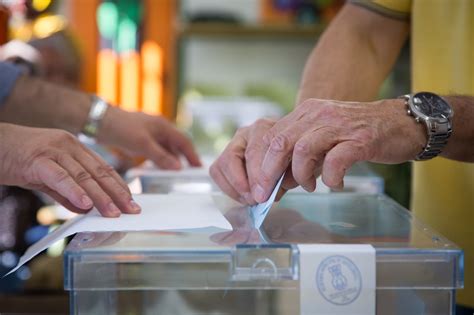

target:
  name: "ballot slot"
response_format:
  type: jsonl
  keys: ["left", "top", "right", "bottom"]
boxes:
{"left": 230, "top": 244, "right": 298, "bottom": 282}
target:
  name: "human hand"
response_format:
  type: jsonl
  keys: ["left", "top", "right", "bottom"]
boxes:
{"left": 0, "top": 123, "right": 140, "bottom": 217}
{"left": 211, "top": 99, "right": 426, "bottom": 204}
{"left": 209, "top": 118, "right": 280, "bottom": 205}
{"left": 98, "top": 107, "right": 201, "bottom": 170}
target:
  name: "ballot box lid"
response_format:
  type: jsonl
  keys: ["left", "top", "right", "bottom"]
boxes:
{"left": 64, "top": 193, "right": 463, "bottom": 291}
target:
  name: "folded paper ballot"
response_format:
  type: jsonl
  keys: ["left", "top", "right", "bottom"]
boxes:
{"left": 4, "top": 194, "right": 233, "bottom": 276}
{"left": 249, "top": 174, "right": 285, "bottom": 228}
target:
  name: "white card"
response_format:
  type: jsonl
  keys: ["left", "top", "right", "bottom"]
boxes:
{"left": 4, "top": 194, "right": 232, "bottom": 277}
{"left": 299, "top": 244, "right": 376, "bottom": 315}
{"left": 249, "top": 174, "right": 284, "bottom": 228}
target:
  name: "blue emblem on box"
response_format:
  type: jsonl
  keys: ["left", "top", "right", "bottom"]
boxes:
{"left": 316, "top": 255, "right": 362, "bottom": 305}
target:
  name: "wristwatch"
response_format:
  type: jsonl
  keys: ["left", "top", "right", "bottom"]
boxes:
{"left": 401, "top": 92, "right": 453, "bottom": 161}
{"left": 81, "top": 96, "right": 109, "bottom": 139}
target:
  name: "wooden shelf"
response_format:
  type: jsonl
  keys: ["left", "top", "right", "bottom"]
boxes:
{"left": 178, "top": 23, "right": 325, "bottom": 39}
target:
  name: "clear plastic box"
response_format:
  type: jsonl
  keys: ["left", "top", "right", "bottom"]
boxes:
{"left": 64, "top": 193, "right": 463, "bottom": 315}
{"left": 126, "top": 162, "right": 384, "bottom": 195}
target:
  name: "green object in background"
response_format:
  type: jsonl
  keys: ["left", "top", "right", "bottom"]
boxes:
{"left": 244, "top": 83, "right": 297, "bottom": 114}
{"left": 117, "top": 17, "right": 137, "bottom": 53}
{"left": 97, "top": 1, "right": 119, "bottom": 40}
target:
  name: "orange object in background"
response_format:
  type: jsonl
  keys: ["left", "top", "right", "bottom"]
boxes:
{"left": 97, "top": 49, "right": 118, "bottom": 104}
{"left": 0, "top": 5, "right": 9, "bottom": 45}
{"left": 119, "top": 51, "right": 140, "bottom": 112}
{"left": 141, "top": 40, "right": 163, "bottom": 115}
{"left": 260, "top": 0, "right": 294, "bottom": 25}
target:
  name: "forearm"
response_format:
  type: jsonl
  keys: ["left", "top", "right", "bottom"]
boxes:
{"left": 442, "top": 96, "right": 474, "bottom": 162}
{"left": 0, "top": 74, "right": 92, "bottom": 135}
{"left": 297, "top": 3, "right": 409, "bottom": 103}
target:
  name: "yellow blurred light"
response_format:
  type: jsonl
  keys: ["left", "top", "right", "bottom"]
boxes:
{"left": 32, "top": 0, "right": 52, "bottom": 12}
{"left": 120, "top": 51, "right": 140, "bottom": 112}
{"left": 36, "top": 206, "right": 57, "bottom": 225}
{"left": 97, "top": 49, "right": 118, "bottom": 104}
{"left": 33, "top": 15, "right": 66, "bottom": 39}
{"left": 141, "top": 41, "right": 163, "bottom": 115}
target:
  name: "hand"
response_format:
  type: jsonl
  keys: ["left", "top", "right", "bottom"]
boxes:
{"left": 210, "top": 118, "right": 278, "bottom": 205}
{"left": 98, "top": 107, "right": 201, "bottom": 170}
{"left": 211, "top": 99, "right": 426, "bottom": 204}
{"left": 0, "top": 123, "right": 141, "bottom": 217}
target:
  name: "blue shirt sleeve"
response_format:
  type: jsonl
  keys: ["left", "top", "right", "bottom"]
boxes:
{"left": 0, "top": 62, "right": 22, "bottom": 106}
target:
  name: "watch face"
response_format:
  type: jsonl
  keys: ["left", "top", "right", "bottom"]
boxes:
{"left": 413, "top": 92, "right": 452, "bottom": 118}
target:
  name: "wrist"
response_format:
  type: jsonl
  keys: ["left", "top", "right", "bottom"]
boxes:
{"left": 383, "top": 98, "right": 428, "bottom": 160}
{"left": 81, "top": 96, "right": 109, "bottom": 140}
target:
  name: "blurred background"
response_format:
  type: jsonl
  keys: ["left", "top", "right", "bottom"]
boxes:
{"left": 0, "top": 0, "right": 410, "bottom": 312}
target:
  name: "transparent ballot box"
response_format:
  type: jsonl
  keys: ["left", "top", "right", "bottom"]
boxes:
{"left": 64, "top": 194, "right": 463, "bottom": 315}
{"left": 126, "top": 162, "right": 384, "bottom": 195}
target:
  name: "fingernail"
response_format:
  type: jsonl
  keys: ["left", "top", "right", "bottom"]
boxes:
{"left": 81, "top": 195, "right": 93, "bottom": 208}
{"left": 253, "top": 185, "right": 267, "bottom": 203}
{"left": 129, "top": 200, "right": 141, "bottom": 213}
{"left": 108, "top": 202, "right": 121, "bottom": 216}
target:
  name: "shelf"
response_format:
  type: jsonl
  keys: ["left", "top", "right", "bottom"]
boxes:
{"left": 178, "top": 23, "right": 325, "bottom": 39}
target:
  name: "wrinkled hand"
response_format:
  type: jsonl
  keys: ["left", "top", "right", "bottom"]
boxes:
{"left": 0, "top": 123, "right": 140, "bottom": 217}
{"left": 211, "top": 98, "right": 426, "bottom": 204}
{"left": 99, "top": 107, "right": 201, "bottom": 169}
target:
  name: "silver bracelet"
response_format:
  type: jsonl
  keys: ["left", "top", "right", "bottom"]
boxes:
{"left": 81, "top": 96, "right": 109, "bottom": 139}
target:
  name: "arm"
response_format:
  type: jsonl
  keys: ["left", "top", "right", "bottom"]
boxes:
{"left": 210, "top": 3, "right": 410, "bottom": 204}
{"left": 0, "top": 75, "right": 201, "bottom": 169}
{"left": 297, "top": 3, "right": 409, "bottom": 103}
{"left": 442, "top": 96, "right": 474, "bottom": 162}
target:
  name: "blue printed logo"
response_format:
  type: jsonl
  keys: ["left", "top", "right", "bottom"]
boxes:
{"left": 316, "top": 255, "right": 362, "bottom": 305}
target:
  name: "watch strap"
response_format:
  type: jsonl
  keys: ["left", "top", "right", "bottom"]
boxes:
{"left": 82, "top": 96, "right": 108, "bottom": 139}
{"left": 401, "top": 94, "right": 452, "bottom": 161}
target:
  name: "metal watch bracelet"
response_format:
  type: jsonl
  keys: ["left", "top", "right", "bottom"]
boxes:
{"left": 81, "top": 96, "right": 109, "bottom": 139}
{"left": 401, "top": 94, "right": 452, "bottom": 161}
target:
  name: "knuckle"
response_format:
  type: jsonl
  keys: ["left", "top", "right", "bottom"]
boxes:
{"left": 234, "top": 126, "right": 248, "bottom": 137}
{"left": 254, "top": 118, "right": 274, "bottom": 127}
{"left": 244, "top": 145, "right": 261, "bottom": 161}
{"left": 294, "top": 140, "right": 312, "bottom": 156}
{"left": 74, "top": 170, "right": 93, "bottom": 183}
{"left": 93, "top": 164, "right": 115, "bottom": 179}
{"left": 53, "top": 168, "right": 71, "bottom": 183}
{"left": 56, "top": 130, "right": 76, "bottom": 144}
{"left": 269, "top": 133, "right": 292, "bottom": 153}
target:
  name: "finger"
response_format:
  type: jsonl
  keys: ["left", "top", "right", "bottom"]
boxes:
{"left": 209, "top": 162, "right": 244, "bottom": 204}
{"left": 218, "top": 130, "right": 253, "bottom": 204}
{"left": 86, "top": 149, "right": 131, "bottom": 194}
{"left": 146, "top": 141, "right": 182, "bottom": 170}
{"left": 292, "top": 130, "right": 335, "bottom": 191}
{"left": 39, "top": 187, "right": 90, "bottom": 214}
{"left": 77, "top": 150, "right": 140, "bottom": 214}
{"left": 322, "top": 141, "right": 364, "bottom": 189}
{"left": 256, "top": 123, "right": 309, "bottom": 203}
{"left": 35, "top": 159, "right": 93, "bottom": 210}
{"left": 243, "top": 120, "right": 275, "bottom": 203}
{"left": 174, "top": 134, "right": 202, "bottom": 167}
{"left": 58, "top": 155, "right": 122, "bottom": 217}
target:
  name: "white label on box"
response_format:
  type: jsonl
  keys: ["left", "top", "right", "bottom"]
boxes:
{"left": 298, "top": 244, "right": 375, "bottom": 315}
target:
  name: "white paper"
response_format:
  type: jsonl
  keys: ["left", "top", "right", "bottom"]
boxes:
{"left": 4, "top": 194, "right": 232, "bottom": 276}
{"left": 249, "top": 174, "right": 284, "bottom": 228}
{"left": 299, "top": 244, "right": 376, "bottom": 315}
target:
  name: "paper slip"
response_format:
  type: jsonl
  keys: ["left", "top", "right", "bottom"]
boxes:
{"left": 249, "top": 174, "right": 285, "bottom": 228}
{"left": 299, "top": 244, "right": 376, "bottom": 315}
{"left": 4, "top": 194, "right": 232, "bottom": 277}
